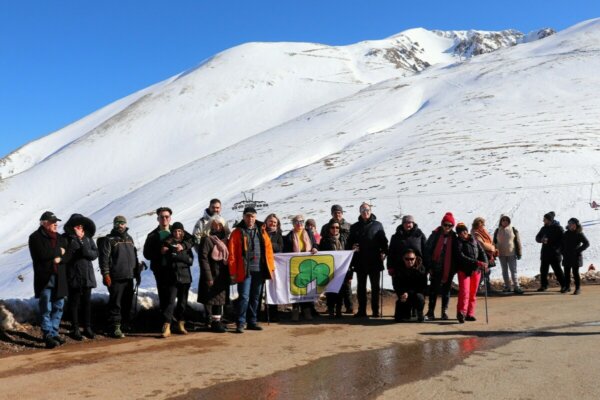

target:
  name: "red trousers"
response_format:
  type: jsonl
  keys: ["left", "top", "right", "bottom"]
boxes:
{"left": 457, "top": 270, "right": 481, "bottom": 317}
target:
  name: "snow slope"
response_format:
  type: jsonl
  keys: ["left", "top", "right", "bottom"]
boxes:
{"left": 2, "top": 21, "right": 600, "bottom": 300}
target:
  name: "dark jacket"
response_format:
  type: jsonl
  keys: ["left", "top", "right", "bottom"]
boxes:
{"left": 267, "top": 229, "right": 284, "bottom": 254}
{"left": 456, "top": 235, "right": 488, "bottom": 276}
{"left": 394, "top": 257, "right": 428, "bottom": 295}
{"left": 424, "top": 228, "right": 459, "bottom": 272}
{"left": 162, "top": 236, "right": 193, "bottom": 285}
{"left": 561, "top": 230, "right": 590, "bottom": 267}
{"left": 98, "top": 228, "right": 139, "bottom": 280}
{"left": 387, "top": 224, "right": 427, "bottom": 271}
{"left": 198, "top": 235, "right": 229, "bottom": 305}
{"left": 64, "top": 234, "right": 98, "bottom": 289}
{"left": 143, "top": 225, "right": 194, "bottom": 273}
{"left": 535, "top": 222, "right": 564, "bottom": 262}
{"left": 283, "top": 229, "right": 319, "bottom": 253}
{"left": 320, "top": 218, "right": 352, "bottom": 244}
{"left": 346, "top": 214, "right": 388, "bottom": 272}
{"left": 28, "top": 226, "right": 70, "bottom": 299}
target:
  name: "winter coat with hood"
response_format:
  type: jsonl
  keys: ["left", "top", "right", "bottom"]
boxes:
{"left": 63, "top": 214, "right": 98, "bottom": 289}
{"left": 143, "top": 225, "right": 194, "bottom": 274}
{"left": 228, "top": 220, "right": 275, "bottom": 284}
{"left": 161, "top": 234, "right": 194, "bottom": 285}
{"left": 192, "top": 208, "right": 216, "bottom": 243}
{"left": 535, "top": 221, "right": 564, "bottom": 262}
{"left": 346, "top": 214, "right": 389, "bottom": 272}
{"left": 456, "top": 234, "right": 489, "bottom": 276}
{"left": 98, "top": 228, "right": 139, "bottom": 281}
{"left": 561, "top": 224, "right": 590, "bottom": 268}
{"left": 387, "top": 224, "right": 427, "bottom": 272}
{"left": 493, "top": 216, "right": 522, "bottom": 258}
{"left": 29, "top": 226, "right": 71, "bottom": 299}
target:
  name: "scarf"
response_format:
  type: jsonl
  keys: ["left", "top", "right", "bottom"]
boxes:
{"left": 44, "top": 228, "right": 58, "bottom": 248}
{"left": 209, "top": 235, "right": 229, "bottom": 264}
{"left": 292, "top": 229, "right": 312, "bottom": 253}
{"left": 472, "top": 226, "right": 495, "bottom": 264}
{"left": 432, "top": 229, "right": 453, "bottom": 283}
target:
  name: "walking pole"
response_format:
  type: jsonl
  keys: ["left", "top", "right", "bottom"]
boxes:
{"left": 380, "top": 270, "right": 384, "bottom": 318}
{"left": 483, "top": 269, "right": 489, "bottom": 324}
{"left": 264, "top": 281, "right": 270, "bottom": 325}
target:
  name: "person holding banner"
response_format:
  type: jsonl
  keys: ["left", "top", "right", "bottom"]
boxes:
{"left": 346, "top": 202, "right": 388, "bottom": 318}
{"left": 284, "top": 214, "right": 319, "bottom": 322}
{"left": 228, "top": 207, "right": 275, "bottom": 333}
{"left": 262, "top": 213, "right": 284, "bottom": 322}
{"left": 321, "top": 221, "right": 349, "bottom": 318}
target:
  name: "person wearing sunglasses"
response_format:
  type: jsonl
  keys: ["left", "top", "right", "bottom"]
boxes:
{"left": 455, "top": 223, "right": 488, "bottom": 323}
{"left": 387, "top": 215, "right": 427, "bottom": 292}
{"left": 284, "top": 214, "right": 319, "bottom": 321}
{"left": 346, "top": 202, "right": 388, "bottom": 318}
{"left": 493, "top": 215, "right": 524, "bottom": 294}
{"left": 143, "top": 207, "right": 195, "bottom": 337}
{"left": 393, "top": 248, "right": 427, "bottom": 322}
{"left": 98, "top": 215, "right": 140, "bottom": 338}
{"left": 424, "top": 212, "right": 458, "bottom": 321}
{"left": 321, "top": 222, "right": 350, "bottom": 318}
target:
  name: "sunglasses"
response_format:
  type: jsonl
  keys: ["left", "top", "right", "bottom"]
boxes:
{"left": 293, "top": 220, "right": 304, "bottom": 225}
{"left": 360, "top": 208, "right": 371, "bottom": 213}
{"left": 330, "top": 226, "right": 340, "bottom": 230}
{"left": 159, "top": 215, "right": 171, "bottom": 219}
{"left": 442, "top": 223, "right": 453, "bottom": 228}
{"left": 404, "top": 257, "right": 416, "bottom": 261}
{"left": 114, "top": 221, "right": 126, "bottom": 225}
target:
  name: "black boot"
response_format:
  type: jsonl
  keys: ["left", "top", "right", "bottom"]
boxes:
{"left": 70, "top": 326, "right": 83, "bottom": 341}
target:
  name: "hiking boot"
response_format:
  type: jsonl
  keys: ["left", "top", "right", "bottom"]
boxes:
{"left": 247, "top": 324, "right": 263, "bottom": 331}
{"left": 425, "top": 311, "right": 435, "bottom": 321}
{"left": 235, "top": 324, "right": 244, "bottom": 334}
{"left": 211, "top": 320, "right": 227, "bottom": 333}
{"left": 537, "top": 286, "right": 547, "bottom": 292}
{"left": 291, "top": 308, "right": 300, "bottom": 322}
{"left": 160, "top": 323, "right": 171, "bottom": 338}
{"left": 112, "top": 325, "right": 126, "bottom": 339}
{"left": 335, "top": 305, "right": 343, "bottom": 318}
{"left": 417, "top": 310, "right": 425, "bottom": 323}
{"left": 513, "top": 287, "right": 524, "bottom": 295}
{"left": 465, "top": 315, "right": 477, "bottom": 321}
{"left": 82, "top": 327, "right": 96, "bottom": 339}
{"left": 344, "top": 307, "right": 354, "bottom": 314}
{"left": 45, "top": 336, "right": 59, "bottom": 349}
{"left": 176, "top": 321, "right": 188, "bottom": 335}
{"left": 302, "top": 307, "right": 313, "bottom": 321}
{"left": 53, "top": 335, "right": 66, "bottom": 345}
{"left": 457, "top": 312, "right": 465, "bottom": 324}
{"left": 70, "top": 328, "right": 83, "bottom": 341}
{"left": 441, "top": 309, "right": 449, "bottom": 320}
{"left": 560, "top": 286, "right": 569, "bottom": 293}
{"left": 328, "top": 307, "right": 335, "bottom": 319}
{"left": 502, "top": 286, "right": 512, "bottom": 293}
{"left": 353, "top": 311, "right": 368, "bottom": 318}
{"left": 573, "top": 288, "right": 581, "bottom": 295}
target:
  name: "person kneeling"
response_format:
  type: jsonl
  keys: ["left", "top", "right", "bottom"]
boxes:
{"left": 392, "top": 249, "right": 427, "bottom": 322}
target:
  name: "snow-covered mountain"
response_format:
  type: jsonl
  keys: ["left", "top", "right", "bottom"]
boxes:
{"left": 2, "top": 20, "right": 600, "bottom": 300}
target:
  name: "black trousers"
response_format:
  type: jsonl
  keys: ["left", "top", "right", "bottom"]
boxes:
{"left": 395, "top": 293, "right": 425, "bottom": 321}
{"left": 563, "top": 264, "right": 581, "bottom": 289}
{"left": 428, "top": 268, "right": 454, "bottom": 313}
{"left": 326, "top": 280, "right": 352, "bottom": 310}
{"left": 68, "top": 286, "right": 92, "bottom": 328}
{"left": 162, "top": 283, "right": 190, "bottom": 324}
{"left": 356, "top": 269, "right": 381, "bottom": 315}
{"left": 540, "top": 259, "right": 565, "bottom": 288}
{"left": 108, "top": 279, "right": 134, "bottom": 326}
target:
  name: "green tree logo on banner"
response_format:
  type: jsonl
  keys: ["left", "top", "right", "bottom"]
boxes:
{"left": 290, "top": 255, "right": 334, "bottom": 296}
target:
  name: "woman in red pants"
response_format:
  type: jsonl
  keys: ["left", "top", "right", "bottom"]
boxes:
{"left": 455, "top": 223, "right": 488, "bottom": 323}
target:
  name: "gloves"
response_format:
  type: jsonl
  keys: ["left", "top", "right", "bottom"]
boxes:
{"left": 103, "top": 274, "right": 112, "bottom": 287}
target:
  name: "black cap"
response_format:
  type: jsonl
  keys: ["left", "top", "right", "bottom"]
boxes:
{"left": 172, "top": 222, "right": 184, "bottom": 231}
{"left": 243, "top": 206, "right": 257, "bottom": 215}
{"left": 40, "top": 211, "right": 61, "bottom": 222}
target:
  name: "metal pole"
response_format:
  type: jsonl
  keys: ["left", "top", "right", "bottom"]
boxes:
{"left": 483, "top": 270, "right": 489, "bottom": 324}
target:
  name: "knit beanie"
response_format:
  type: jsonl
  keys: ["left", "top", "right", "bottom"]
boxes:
{"left": 456, "top": 222, "right": 469, "bottom": 234}
{"left": 402, "top": 215, "right": 415, "bottom": 224}
{"left": 544, "top": 211, "right": 555, "bottom": 221}
{"left": 441, "top": 212, "right": 455, "bottom": 226}
{"left": 172, "top": 222, "right": 184, "bottom": 231}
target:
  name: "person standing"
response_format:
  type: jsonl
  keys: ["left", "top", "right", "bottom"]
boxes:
{"left": 493, "top": 215, "right": 523, "bottom": 294}
{"left": 387, "top": 215, "right": 427, "bottom": 293}
{"left": 424, "top": 212, "right": 458, "bottom": 321}
{"left": 535, "top": 212, "right": 567, "bottom": 292}
{"left": 28, "top": 211, "right": 69, "bottom": 348}
{"left": 455, "top": 223, "right": 488, "bottom": 323}
{"left": 98, "top": 215, "right": 140, "bottom": 338}
{"left": 262, "top": 213, "right": 284, "bottom": 322}
{"left": 305, "top": 219, "right": 321, "bottom": 245}
{"left": 346, "top": 202, "right": 388, "bottom": 318}
{"left": 471, "top": 217, "right": 497, "bottom": 293}
{"left": 198, "top": 216, "right": 231, "bottom": 333}
{"left": 393, "top": 248, "right": 428, "bottom": 323}
{"left": 284, "top": 214, "right": 319, "bottom": 321}
{"left": 320, "top": 204, "right": 353, "bottom": 313}
{"left": 562, "top": 217, "right": 590, "bottom": 295}
{"left": 159, "top": 222, "right": 194, "bottom": 337}
{"left": 192, "top": 199, "right": 222, "bottom": 243}
{"left": 228, "top": 207, "right": 275, "bottom": 333}
{"left": 320, "top": 221, "right": 348, "bottom": 318}
{"left": 63, "top": 214, "right": 98, "bottom": 340}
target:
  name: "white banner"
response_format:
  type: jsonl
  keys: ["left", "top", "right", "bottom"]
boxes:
{"left": 266, "top": 251, "right": 354, "bottom": 304}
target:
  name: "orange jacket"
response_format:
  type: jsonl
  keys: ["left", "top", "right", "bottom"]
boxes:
{"left": 228, "top": 222, "right": 275, "bottom": 284}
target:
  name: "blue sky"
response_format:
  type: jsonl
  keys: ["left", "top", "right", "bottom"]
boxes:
{"left": 1, "top": 0, "right": 598, "bottom": 158}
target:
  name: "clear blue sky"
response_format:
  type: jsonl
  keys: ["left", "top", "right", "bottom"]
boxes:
{"left": 1, "top": 0, "right": 598, "bottom": 158}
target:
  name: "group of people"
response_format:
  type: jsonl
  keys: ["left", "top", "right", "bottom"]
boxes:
{"left": 28, "top": 199, "right": 590, "bottom": 349}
